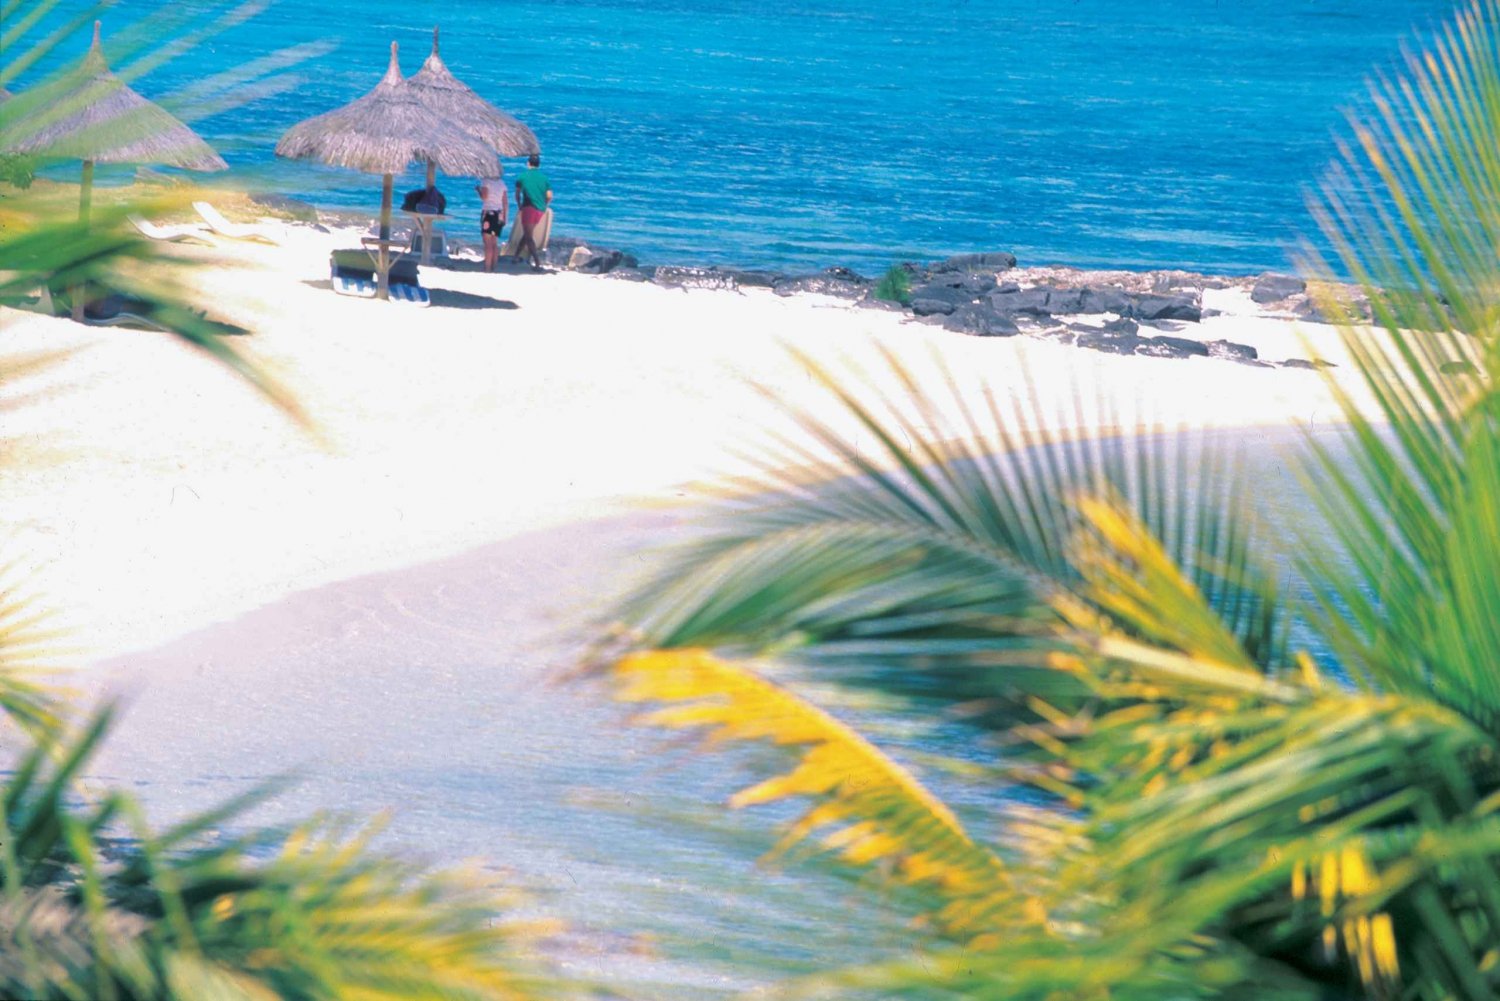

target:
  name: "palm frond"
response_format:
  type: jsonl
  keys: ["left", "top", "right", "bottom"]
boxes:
{"left": 616, "top": 350, "right": 1286, "bottom": 731}
{"left": 612, "top": 649, "right": 1022, "bottom": 942}
{"left": 1300, "top": 0, "right": 1500, "bottom": 730}
{"left": 0, "top": 707, "right": 554, "bottom": 1000}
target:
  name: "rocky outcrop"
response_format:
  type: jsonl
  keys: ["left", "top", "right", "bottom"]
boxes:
{"left": 1252, "top": 273, "right": 1307, "bottom": 303}
{"left": 942, "top": 305, "right": 1020, "bottom": 337}
{"left": 927, "top": 251, "right": 1018, "bottom": 275}
{"left": 1074, "top": 330, "right": 1142, "bottom": 355}
{"left": 1206, "top": 339, "right": 1258, "bottom": 361}
{"left": 653, "top": 265, "right": 739, "bottom": 291}
{"left": 910, "top": 283, "right": 979, "bottom": 316}
{"left": 1130, "top": 293, "right": 1201, "bottom": 322}
{"left": 1136, "top": 335, "right": 1210, "bottom": 359}
{"left": 774, "top": 274, "right": 866, "bottom": 299}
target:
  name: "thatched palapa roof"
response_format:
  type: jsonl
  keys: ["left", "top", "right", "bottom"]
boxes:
{"left": 275, "top": 41, "right": 499, "bottom": 177}
{"left": 3, "top": 22, "right": 225, "bottom": 170}
{"left": 407, "top": 28, "right": 538, "bottom": 158}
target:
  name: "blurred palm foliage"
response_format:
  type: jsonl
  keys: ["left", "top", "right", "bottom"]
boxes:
{"left": 0, "top": 4, "right": 557, "bottom": 997}
{"left": 596, "top": 1, "right": 1500, "bottom": 997}
{"left": 0, "top": 0, "right": 326, "bottom": 417}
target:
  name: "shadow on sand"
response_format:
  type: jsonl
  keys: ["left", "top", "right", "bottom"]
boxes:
{"left": 299, "top": 280, "right": 519, "bottom": 311}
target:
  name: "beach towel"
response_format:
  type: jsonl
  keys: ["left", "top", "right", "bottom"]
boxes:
{"left": 503, "top": 207, "right": 552, "bottom": 258}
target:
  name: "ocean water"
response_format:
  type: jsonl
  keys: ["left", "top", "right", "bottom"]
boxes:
{"left": 20, "top": 0, "right": 1452, "bottom": 273}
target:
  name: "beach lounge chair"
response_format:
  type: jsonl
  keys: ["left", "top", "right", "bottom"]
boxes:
{"left": 129, "top": 214, "right": 219, "bottom": 245}
{"left": 329, "top": 250, "right": 430, "bottom": 307}
{"left": 33, "top": 284, "right": 171, "bottom": 331}
{"left": 193, "top": 201, "right": 284, "bottom": 244}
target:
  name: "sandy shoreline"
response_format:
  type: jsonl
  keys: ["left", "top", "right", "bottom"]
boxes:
{"left": 0, "top": 218, "right": 1364, "bottom": 665}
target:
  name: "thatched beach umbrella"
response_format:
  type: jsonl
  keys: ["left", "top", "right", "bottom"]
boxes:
{"left": 275, "top": 41, "right": 498, "bottom": 299}
{"left": 4, "top": 22, "right": 226, "bottom": 224}
{"left": 407, "top": 27, "right": 538, "bottom": 189}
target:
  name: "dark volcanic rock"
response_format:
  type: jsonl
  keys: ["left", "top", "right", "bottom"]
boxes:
{"left": 930, "top": 251, "right": 1018, "bottom": 274}
{"left": 1252, "top": 273, "right": 1307, "bottom": 303}
{"left": 605, "top": 266, "right": 653, "bottom": 282}
{"left": 910, "top": 283, "right": 979, "bottom": 315}
{"left": 821, "top": 266, "right": 869, "bottom": 285}
{"left": 774, "top": 275, "right": 865, "bottom": 298}
{"left": 924, "top": 271, "right": 999, "bottom": 296}
{"left": 1078, "top": 286, "right": 1133, "bottom": 315}
{"left": 1280, "top": 358, "right": 1337, "bottom": 370}
{"left": 858, "top": 292, "right": 908, "bottom": 312}
{"left": 942, "top": 305, "right": 1020, "bottom": 337}
{"left": 1294, "top": 293, "right": 1373, "bottom": 324}
{"left": 1207, "top": 339, "right": 1258, "bottom": 361}
{"left": 572, "top": 249, "right": 624, "bottom": 274}
{"left": 655, "top": 266, "right": 738, "bottom": 291}
{"left": 1136, "top": 335, "right": 1210, "bottom": 359}
{"left": 1129, "top": 293, "right": 1202, "bottom": 322}
{"left": 730, "top": 270, "right": 782, "bottom": 288}
{"left": 1074, "top": 330, "right": 1144, "bottom": 355}
{"left": 989, "top": 286, "right": 1084, "bottom": 317}
{"left": 1100, "top": 315, "right": 1139, "bottom": 335}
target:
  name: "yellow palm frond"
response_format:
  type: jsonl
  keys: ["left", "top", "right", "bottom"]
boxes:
{"left": 613, "top": 649, "right": 1022, "bottom": 941}
{"left": 1065, "top": 495, "right": 1263, "bottom": 673}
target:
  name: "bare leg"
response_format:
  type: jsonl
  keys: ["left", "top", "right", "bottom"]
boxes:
{"left": 519, "top": 220, "right": 542, "bottom": 269}
{"left": 482, "top": 232, "right": 497, "bottom": 272}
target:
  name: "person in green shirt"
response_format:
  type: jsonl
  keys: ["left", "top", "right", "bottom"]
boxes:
{"left": 513, "top": 153, "right": 553, "bottom": 270}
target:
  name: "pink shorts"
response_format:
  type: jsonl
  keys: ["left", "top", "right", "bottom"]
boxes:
{"left": 521, "top": 205, "right": 545, "bottom": 228}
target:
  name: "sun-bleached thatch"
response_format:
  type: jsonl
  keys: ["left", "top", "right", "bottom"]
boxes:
{"left": 407, "top": 28, "right": 538, "bottom": 158}
{"left": 274, "top": 41, "right": 499, "bottom": 178}
{"left": 3, "top": 22, "right": 225, "bottom": 171}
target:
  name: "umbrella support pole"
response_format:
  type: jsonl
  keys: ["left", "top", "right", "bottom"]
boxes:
{"left": 377, "top": 173, "right": 393, "bottom": 301}
{"left": 426, "top": 160, "right": 436, "bottom": 189}
{"left": 72, "top": 159, "right": 94, "bottom": 322}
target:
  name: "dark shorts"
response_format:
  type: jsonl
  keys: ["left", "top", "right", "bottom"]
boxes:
{"left": 481, "top": 209, "right": 505, "bottom": 236}
{"left": 521, "top": 205, "right": 545, "bottom": 229}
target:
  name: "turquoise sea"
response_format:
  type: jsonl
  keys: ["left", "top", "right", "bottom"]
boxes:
{"left": 22, "top": 0, "right": 1452, "bottom": 273}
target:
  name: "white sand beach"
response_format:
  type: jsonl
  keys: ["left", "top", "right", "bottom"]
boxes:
{"left": 0, "top": 218, "right": 1387, "bottom": 992}
{"left": 0, "top": 220, "right": 1364, "bottom": 666}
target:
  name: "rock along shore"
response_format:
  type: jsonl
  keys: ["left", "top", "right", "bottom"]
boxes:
{"left": 304, "top": 197, "right": 1364, "bottom": 370}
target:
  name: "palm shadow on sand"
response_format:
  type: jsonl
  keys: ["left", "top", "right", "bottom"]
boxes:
{"left": 299, "top": 280, "right": 518, "bottom": 310}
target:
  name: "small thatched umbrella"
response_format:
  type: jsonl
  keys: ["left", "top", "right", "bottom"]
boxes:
{"left": 5, "top": 22, "right": 225, "bottom": 224}
{"left": 407, "top": 27, "right": 538, "bottom": 190}
{"left": 275, "top": 41, "right": 498, "bottom": 299}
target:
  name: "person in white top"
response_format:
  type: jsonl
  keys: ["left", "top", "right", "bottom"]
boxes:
{"left": 475, "top": 171, "right": 508, "bottom": 273}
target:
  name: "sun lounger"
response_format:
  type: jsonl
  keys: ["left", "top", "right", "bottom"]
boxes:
{"left": 129, "top": 214, "right": 218, "bottom": 245}
{"left": 329, "top": 250, "right": 428, "bottom": 305}
{"left": 333, "top": 275, "right": 377, "bottom": 298}
{"left": 387, "top": 282, "right": 430, "bottom": 307}
{"left": 193, "top": 201, "right": 284, "bottom": 244}
{"left": 32, "top": 284, "right": 171, "bottom": 331}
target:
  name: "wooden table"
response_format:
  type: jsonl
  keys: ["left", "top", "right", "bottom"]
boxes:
{"left": 401, "top": 210, "right": 449, "bottom": 265}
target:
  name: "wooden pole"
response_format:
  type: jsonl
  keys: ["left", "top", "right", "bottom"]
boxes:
{"left": 377, "top": 173, "right": 393, "bottom": 301}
